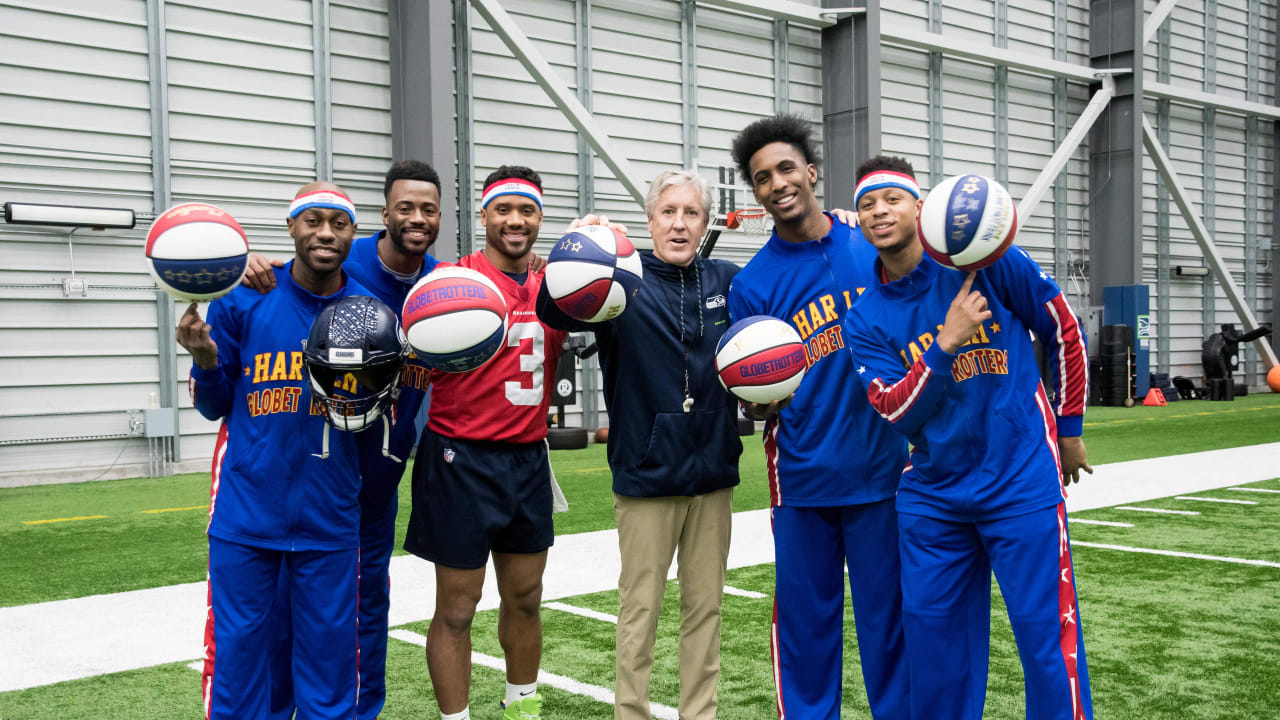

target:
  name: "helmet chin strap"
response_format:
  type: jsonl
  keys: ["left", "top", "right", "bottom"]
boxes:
{"left": 312, "top": 413, "right": 401, "bottom": 463}
{"left": 312, "top": 422, "right": 330, "bottom": 460}
{"left": 380, "top": 415, "right": 401, "bottom": 463}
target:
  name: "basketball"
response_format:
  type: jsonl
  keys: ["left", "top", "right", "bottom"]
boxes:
{"left": 1268, "top": 365, "right": 1280, "bottom": 393}
{"left": 145, "top": 203, "right": 249, "bottom": 301}
{"left": 918, "top": 174, "right": 1018, "bottom": 271}
{"left": 401, "top": 266, "right": 508, "bottom": 373}
{"left": 544, "top": 224, "right": 644, "bottom": 322}
{"left": 715, "top": 315, "right": 808, "bottom": 404}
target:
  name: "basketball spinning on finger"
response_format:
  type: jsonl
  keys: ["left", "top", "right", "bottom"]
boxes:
{"left": 918, "top": 174, "right": 1018, "bottom": 271}
{"left": 544, "top": 224, "right": 644, "bottom": 322}
{"left": 146, "top": 203, "right": 250, "bottom": 301}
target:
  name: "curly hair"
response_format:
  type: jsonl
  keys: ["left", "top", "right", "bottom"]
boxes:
{"left": 854, "top": 155, "right": 917, "bottom": 184}
{"left": 483, "top": 165, "right": 543, "bottom": 191}
{"left": 383, "top": 160, "right": 441, "bottom": 199}
{"left": 730, "top": 114, "right": 821, "bottom": 184}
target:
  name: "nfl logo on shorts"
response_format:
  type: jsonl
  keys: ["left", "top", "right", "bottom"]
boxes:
{"left": 443, "top": 448, "right": 456, "bottom": 464}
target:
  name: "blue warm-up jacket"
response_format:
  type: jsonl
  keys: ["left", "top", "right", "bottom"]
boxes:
{"left": 343, "top": 231, "right": 440, "bottom": 514}
{"left": 844, "top": 247, "right": 1089, "bottom": 521}
{"left": 536, "top": 251, "right": 742, "bottom": 498}
{"left": 727, "top": 215, "right": 908, "bottom": 507}
{"left": 191, "top": 263, "right": 374, "bottom": 551}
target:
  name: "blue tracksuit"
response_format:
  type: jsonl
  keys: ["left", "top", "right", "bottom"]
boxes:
{"left": 844, "top": 247, "right": 1091, "bottom": 720}
{"left": 342, "top": 230, "right": 438, "bottom": 719}
{"left": 191, "top": 263, "right": 371, "bottom": 720}
{"left": 728, "top": 215, "right": 910, "bottom": 719}
{"left": 269, "top": 231, "right": 440, "bottom": 720}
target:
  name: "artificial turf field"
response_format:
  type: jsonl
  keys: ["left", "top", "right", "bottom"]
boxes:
{"left": 1, "top": 393, "right": 1278, "bottom": 718}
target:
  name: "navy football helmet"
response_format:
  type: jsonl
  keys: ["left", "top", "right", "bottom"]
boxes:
{"left": 303, "top": 295, "right": 407, "bottom": 434}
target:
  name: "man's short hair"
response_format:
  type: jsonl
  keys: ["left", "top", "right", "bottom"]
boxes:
{"left": 855, "top": 155, "right": 917, "bottom": 184}
{"left": 383, "top": 160, "right": 441, "bottom": 199}
{"left": 730, "top": 114, "right": 821, "bottom": 184}
{"left": 483, "top": 165, "right": 543, "bottom": 191}
{"left": 645, "top": 169, "right": 712, "bottom": 220}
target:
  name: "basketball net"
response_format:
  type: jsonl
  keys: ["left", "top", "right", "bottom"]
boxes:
{"left": 726, "top": 207, "right": 774, "bottom": 236}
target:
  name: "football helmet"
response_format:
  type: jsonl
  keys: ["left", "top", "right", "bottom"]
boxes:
{"left": 303, "top": 294, "right": 407, "bottom": 433}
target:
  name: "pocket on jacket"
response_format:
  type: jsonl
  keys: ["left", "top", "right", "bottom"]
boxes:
{"left": 630, "top": 411, "right": 702, "bottom": 493}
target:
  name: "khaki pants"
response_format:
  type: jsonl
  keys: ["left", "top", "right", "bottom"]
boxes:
{"left": 613, "top": 487, "right": 733, "bottom": 720}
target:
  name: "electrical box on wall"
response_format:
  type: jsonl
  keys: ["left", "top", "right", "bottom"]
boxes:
{"left": 142, "top": 409, "right": 176, "bottom": 438}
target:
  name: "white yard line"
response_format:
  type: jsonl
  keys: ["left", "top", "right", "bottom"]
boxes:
{"left": 723, "top": 585, "right": 768, "bottom": 599}
{"left": 544, "top": 601, "right": 618, "bottom": 624}
{"left": 1227, "top": 487, "right": 1280, "bottom": 494}
{"left": 1114, "top": 506, "right": 1201, "bottom": 516}
{"left": 1175, "top": 496, "right": 1258, "bottom": 505}
{"left": 1071, "top": 541, "right": 1280, "bottom": 569}
{"left": 389, "top": 629, "right": 679, "bottom": 720}
{"left": 3, "top": 441, "right": 1277, "bottom": 693}
{"left": 1068, "top": 519, "right": 1135, "bottom": 528}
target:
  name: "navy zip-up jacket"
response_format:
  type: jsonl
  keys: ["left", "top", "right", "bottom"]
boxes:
{"left": 844, "top": 247, "right": 1088, "bottom": 521}
{"left": 536, "top": 250, "right": 742, "bottom": 498}
{"left": 191, "top": 262, "right": 374, "bottom": 551}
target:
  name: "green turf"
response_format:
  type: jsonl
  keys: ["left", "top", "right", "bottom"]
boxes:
{"left": 2, "top": 397, "right": 1277, "bottom": 608}
{"left": 6, "top": 473, "right": 1279, "bottom": 719}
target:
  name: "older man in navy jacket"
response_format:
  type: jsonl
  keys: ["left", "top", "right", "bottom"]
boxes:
{"left": 536, "top": 169, "right": 742, "bottom": 720}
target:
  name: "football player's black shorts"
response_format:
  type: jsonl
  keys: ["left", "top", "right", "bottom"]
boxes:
{"left": 404, "top": 427, "right": 554, "bottom": 570}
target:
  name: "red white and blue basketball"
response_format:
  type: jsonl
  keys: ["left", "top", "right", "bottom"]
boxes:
{"left": 715, "top": 316, "right": 808, "bottom": 404}
{"left": 145, "top": 203, "right": 249, "bottom": 301}
{"left": 918, "top": 174, "right": 1018, "bottom": 271}
{"left": 401, "top": 266, "right": 508, "bottom": 373}
{"left": 544, "top": 224, "right": 643, "bottom": 322}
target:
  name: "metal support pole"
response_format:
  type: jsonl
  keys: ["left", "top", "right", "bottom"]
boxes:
{"left": 1141, "top": 116, "right": 1280, "bottom": 367}
{"left": 1244, "top": 0, "right": 1260, "bottom": 383}
{"left": 681, "top": 0, "right": 697, "bottom": 170}
{"left": 1142, "top": 0, "right": 1181, "bottom": 47}
{"left": 312, "top": 0, "right": 333, "bottom": 181}
{"left": 1087, "top": 0, "right": 1143, "bottom": 305}
{"left": 1202, "top": 109, "right": 1217, "bottom": 336}
{"left": 455, "top": 0, "right": 477, "bottom": 256}
{"left": 576, "top": 0, "right": 595, "bottom": 215}
{"left": 773, "top": 19, "right": 789, "bottom": 116}
{"left": 1202, "top": 1, "right": 1218, "bottom": 338}
{"left": 927, "top": 0, "right": 942, "bottom": 186}
{"left": 147, "top": 0, "right": 179, "bottom": 465}
{"left": 470, "top": 0, "right": 647, "bottom": 207}
{"left": 994, "top": 0, "right": 1008, "bottom": 187}
{"left": 1016, "top": 75, "right": 1115, "bottom": 225}
{"left": 821, "top": 0, "right": 879, "bottom": 208}
{"left": 575, "top": 0, "right": 599, "bottom": 430}
{"left": 1052, "top": 0, "right": 1069, "bottom": 286}
{"left": 389, "top": 0, "right": 460, "bottom": 261}
{"left": 1155, "top": 16, "right": 1171, "bottom": 375}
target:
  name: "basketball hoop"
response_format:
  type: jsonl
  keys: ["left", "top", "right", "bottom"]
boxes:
{"left": 726, "top": 207, "right": 773, "bottom": 237}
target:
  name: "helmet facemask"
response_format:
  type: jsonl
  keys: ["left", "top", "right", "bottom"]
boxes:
{"left": 303, "top": 297, "right": 408, "bottom": 458}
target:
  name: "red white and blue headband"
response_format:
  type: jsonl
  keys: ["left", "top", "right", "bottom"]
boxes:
{"left": 854, "top": 171, "right": 920, "bottom": 208}
{"left": 481, "top": 178, "right": 543, "bottom": 210}
{"left": 289, "top": 190, "right": 356, "bottom": 223}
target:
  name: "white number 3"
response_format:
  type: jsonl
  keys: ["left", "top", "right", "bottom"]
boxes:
{"left": 504, "top": 321, "right": 545, "bottom": 406}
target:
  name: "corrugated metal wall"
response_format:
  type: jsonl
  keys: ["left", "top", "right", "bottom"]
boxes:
{"left": 1142, "top": 0, "right": 1275, "bottom": 386}
{"left": 0, "top": 0, "right": 392, "bottom": 481}
{"left": 2, "top": 0, "right": 1275, "bottom": 480}
{"left": 0, "top": 0, "right": 161, "bottom": 479}
{"left": 880, "top": 0, "right": 1095, "bottom": 312}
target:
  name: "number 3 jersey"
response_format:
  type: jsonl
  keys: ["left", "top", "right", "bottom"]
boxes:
{"left": 426, "top": 251, "right": 567, "bottom": 444}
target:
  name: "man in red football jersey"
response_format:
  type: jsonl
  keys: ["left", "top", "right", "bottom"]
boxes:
{"left": 403, "top": 165, "right": 566, "bottom": 720}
